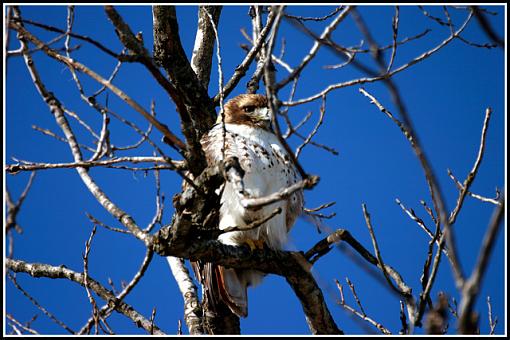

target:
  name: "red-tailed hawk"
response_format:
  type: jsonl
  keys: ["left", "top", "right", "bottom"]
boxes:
{"left": 198, "top": 93, "right": 304, "bottom": 317}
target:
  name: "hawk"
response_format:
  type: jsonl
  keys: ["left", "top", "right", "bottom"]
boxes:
{"left": 197, "top": 93, "right": 304, "bottom": 318}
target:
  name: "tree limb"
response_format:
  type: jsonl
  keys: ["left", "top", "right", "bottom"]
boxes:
{"left": 6, "top": 258, "right": 165, "bottom": 335}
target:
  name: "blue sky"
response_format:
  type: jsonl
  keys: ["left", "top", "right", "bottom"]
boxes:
{"left": 4, "top": 5, "right": 506, "bottom": 335}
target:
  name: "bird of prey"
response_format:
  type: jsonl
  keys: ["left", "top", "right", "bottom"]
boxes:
{"left": 197, "top": 93, "right": 304, "bottom": 317}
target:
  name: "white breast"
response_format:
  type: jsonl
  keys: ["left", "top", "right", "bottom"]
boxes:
{"left": 202, "top": 123, "right": 303, "bottom": 250}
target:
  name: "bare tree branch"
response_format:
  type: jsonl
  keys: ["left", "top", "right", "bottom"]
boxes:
{"left": 449, "top": 108, "right": 493, "bottom": 225}
{"left": 6, "top": 258, "right": 165, "bottom": 335}
{"left": 486, "top": 296, "right": 498, "bottom": 335}
{"left": 12, "top": 10, "right": 150, "bottom": 243}
{"left": 458, "top": 194, "right": 504, "bottom": 334}
{"left": 6, "top": 157, "right": 185, "bottom": 173}
{"left": 5, "top": 171, "right": 36, "bottom": 233}
{"left": 214, "top": 8, "right": 277, "bottom": 103}
{"left": 471, "top": 6, "right": 504, "bottom": 48}
{"left": 276, "top": 6, "right": 353, "bottom": 90}
{"left": 6, "top": 313, "right": 39, "bottom": 335}
{"left": 191, "top": 6, "right": 222, "bottom": 89}
{"left": 285, "top": 10, "right": 475, "bottom": 107}
{"left": 152, "top": 5, "right": 215, "bottom": 172}
{"left": 10, "top": 19, "right": 187, "bottom": 153}
{"left": 335, "top": 279, "right": 391, "bottom": 334}
{"left": 166, "top": 257, "right": 203, "bottom": 335}
{"left": 78, "top": 247, "right": 155, "bottom": 334}
{"left": 11, "top": 16, "right": 139, "bottom": 61}
{"left": 448, "top": 170, "right": 502, "bottom": 206}
{"left": 7, "top": 272, "right": 75, "bottom": 334}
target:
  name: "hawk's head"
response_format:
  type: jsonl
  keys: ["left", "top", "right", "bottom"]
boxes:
{"left": 218, "top": 94, "right": 271, "bottom": 130}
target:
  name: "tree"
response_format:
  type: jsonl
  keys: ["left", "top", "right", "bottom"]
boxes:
{"left": 5, "top": 4, "right": 505, "bottom": 335}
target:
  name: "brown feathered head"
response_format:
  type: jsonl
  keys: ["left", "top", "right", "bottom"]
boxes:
{"left": 217, "top": 94, "right": 271, "bottom": 130}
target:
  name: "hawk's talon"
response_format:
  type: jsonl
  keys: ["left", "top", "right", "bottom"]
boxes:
{"left": 245, "top": 239, "right": 265, "bottom": 251}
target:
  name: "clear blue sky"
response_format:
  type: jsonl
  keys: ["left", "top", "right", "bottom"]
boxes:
{"left": 5, "top": 5, "right": 506, "bottom": 335}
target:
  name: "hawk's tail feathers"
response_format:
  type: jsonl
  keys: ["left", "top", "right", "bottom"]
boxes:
{"left": 215, "top": 265, "right": 248, "bottom": 318}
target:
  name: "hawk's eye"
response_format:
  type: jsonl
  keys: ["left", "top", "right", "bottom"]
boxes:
{"left": 243, "top": 105, "right": 256, "bottom": 113}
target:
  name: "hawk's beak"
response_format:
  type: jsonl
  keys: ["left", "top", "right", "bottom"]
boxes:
{"left": 255, "top": 107, "right": 270, "bottom": 122}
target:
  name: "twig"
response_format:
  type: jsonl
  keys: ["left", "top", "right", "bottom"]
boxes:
{"left": 345, "top": 277, "right": 366, "bottom": 316}
{"left": 63, "top": 108, "right": 100, "bottom": 140}
{"left": 395, "top": 198, "right": 450, "bottom": 259}
{"left": 334, "top": 279, "right": 392, "bottom": 334}
{"left": 303, "top": 227, "right": 415, "bottom": 325}
{"left": 206, "top": 6, "right": 225, "bottom": 118}
{"left": 284, "top": 10, "right": 475, "bottom": 107}
{"left": 13, "top": 13, "right": 150, "bottom": 243}
{"left": 5, "top": 5, "right": 12, "bottom": 73}
{"left": 13, "top": 17, "right": 138, "bottom": 61}
{"left": 292, "top": 130, "right": 339, "bottom": 156}
{"left": 487, "top": 296, "right": 498, "bottom": 335}
{"left": 220, "top": 207, "right": 282, "bottom": 234}
{"left": 362, "top": 204, "right": 401, "bottom": 295}
{"left": 418, "top": 5, "right": 450, "bottom": 27}
{"left": 341, "top": 29, "right": 431, "bottom": 55}
{"left": 177, "top": 319, "right": 183, "bottom": 335}
{"left": 145, "top": 168, "right": 164, "bottom": 232}
{"left": 7, "top": 34, "right": 80, "bottom": 57}
{"left": 7, "top": 258, "right": 165, "bottom": 335}
{"left": 420, "top": 200, "right": 438, "bottom": 225}
{"left": 304, "top": 201, "right": 336, "bottom": 213}
{"left": 64, "top": 6, "right": 74, "bottom": 57}
{"left": 86, "top": 213, "right": 130, "bottom": 235}
{"left": 448, "top": 170, "right": 502, "bottom": 206}
{"left": 31, "top": 125, "right": 95, "bottom": 152}
{"left": 283, "top": 110, "right": 312, "bottom": 139}
{"left": 396, "top": 198, "right": 435, "bottom": 239}
{"left": 358, "top": 86, "right": 463, "bottom": 326}
{"left": 457, "top": 35, "right": 498, "bottom": 49}
{"left": 240, "top": 176, "right": 319, "bottom": 210}
{"left": 89, "top": 111, "right": 111, "bottom": 161}
{"left": 149, "top": 308, "right": 157, "bottom": 335}
{"left": 323, "top": 52, "right": 354, "bottom": 70}
{"left": 471, "top": 6, "right": 504, "bottom": 48}
{"left": 112, "top": 104, "right": 154, "bottom": 152}
{"left": 6, "top": 313, "right": 39, "bottom": 335}
{"left": 5, "top": 171, "right": 36, "bottom": 233}
{"left": 448, "top": 297, "right": 458, "bottom": 319}
{"left": 458, "top": 194, "right": 504, "bottom": 334}
{"left": 6, "top": 157, "right": 185, "bottom": 173}
{"left": 387, "top": 6, "right": 399, "bottom": 72}
{"left": 213, "top": 9, "right": 276, "bottom": 104}
{"left": 449, "top": 108, "right": 492, "bottom": 225}
{"left": 284, "top": 6, "right": 344, "bottom": 22}
{"left": 276, "top": 6, "right": 353, "bottom": 90}
{"left": 91, "top": 50, "right": 126, "bottom": 98}
{"left": 82, "top": 225, "right": 100, "bottom": 334}
{"left": 103, "top": 105, "right": 167, "bottom": 158}
{"left": 245, "top": 5, "right": 267, "bottom": 94}
{"left": 10, "top": 20, "right": 186, "bottom": 152}
{"left": 240, "top": 27, "right": 294, "bottom": 74}
{"left": 263, "top": 6, "right": 310, "bottom": 182}
{"left": 294, "top": 95, "right": 327, "bottom": 159}
{"left": 7, "top": 272, "right": 75, "bottom": 334}
{"left": 78, "top": 247, "right": 155, "bottom": 334}
{"left": 399, "top": 300, "right": 408, "bottom": 334}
